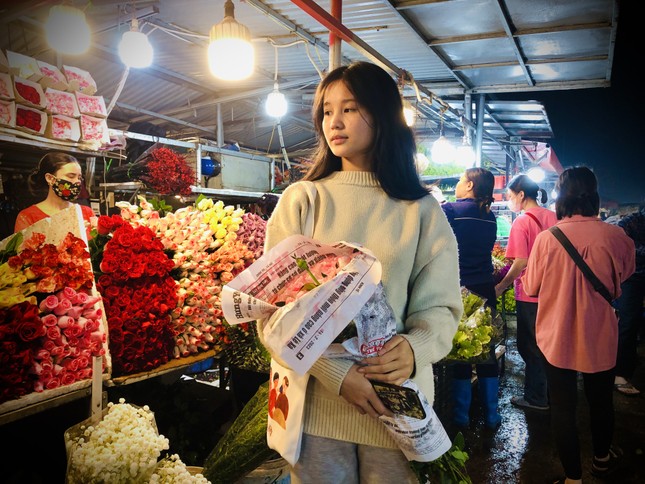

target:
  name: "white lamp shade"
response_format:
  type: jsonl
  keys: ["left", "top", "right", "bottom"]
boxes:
{"left": 527, "top": 166, "right": 546, "bottom": 183}
{"left": 455, "top": 144, "right": 476, "bottom": 167}
{"left": 118, "top": 30, "right": 154, "bottom": 68}
{"left": 45, "top": 5, "right": 91, "bottom": 55}
{"left": 431, "top": 136, "right": 456, "bottom": 165}
{"left": 208, "top": 15, "right": 254, "bottom": 81}
{"left": 266, "top": 88, "right": 288, "bottom": 118}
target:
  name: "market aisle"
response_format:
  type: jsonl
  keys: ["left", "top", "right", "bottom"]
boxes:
{"left": 438, "top": 316, "right": 645, "bottom": 483}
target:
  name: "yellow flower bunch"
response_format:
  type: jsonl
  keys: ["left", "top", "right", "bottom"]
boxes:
{"left": 0, "top": 262, "right": 36, "bottom": 308}
{"left": 196, "top": 198, "right": 244, "bottom": 247}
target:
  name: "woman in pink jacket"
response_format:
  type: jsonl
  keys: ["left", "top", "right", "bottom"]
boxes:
{"left": 522, "top": 166, "right": 635, "bottom": 484}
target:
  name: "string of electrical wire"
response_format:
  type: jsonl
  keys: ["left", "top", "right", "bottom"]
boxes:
{"left": 141, "top": 20, "right": 326, "bottom": 78}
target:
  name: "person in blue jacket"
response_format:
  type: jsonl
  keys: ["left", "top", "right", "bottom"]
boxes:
{"left": 442, "top": 167, "right": 501, "bottom": 430}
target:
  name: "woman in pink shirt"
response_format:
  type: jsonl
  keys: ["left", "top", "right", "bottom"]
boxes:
{"left": 495, "top": 174, "right": 557, "bottom": 411}
{"left": 522, "top": 167, "right": 635, "bottom": 484}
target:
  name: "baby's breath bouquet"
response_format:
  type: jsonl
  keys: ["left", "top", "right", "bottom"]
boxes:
{"left": 65, "top": 399, "right": 170, "bottom": 484}
{"left": 443, "top": 288, "right": 503, "bottom": 364}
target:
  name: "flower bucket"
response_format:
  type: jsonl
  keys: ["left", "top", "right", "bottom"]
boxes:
{"left": 187, "top": 466, "right": 205, "bottom": 476}
{"left": 237, "top": 457, "right": 291, "bottom": 484}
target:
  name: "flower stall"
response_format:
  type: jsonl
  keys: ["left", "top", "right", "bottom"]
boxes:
{"left": 0, "top": 205, "right": 110, "bottom": 418}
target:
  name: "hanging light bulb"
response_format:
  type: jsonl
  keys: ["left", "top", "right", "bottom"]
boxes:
{"left": 118, "top": 18, "right": 153, "bottom": 68}
{"left": 402, "top": 99, "right": 415, "bottom": 127}
{"left": 431, "top": 135, "right": 456, "bottom": 165}
{"left": 266, "top": 83, "right": 288, "bottom": 118}
{"left": 455, "top": 137, "right": 476, "bottom": 167}
{"left": 45, "top": 5, "right": 91, "bottom": 55}
{"left": 208, "top": 0, "right": 254, "bottom": 81}
{"left": 527, "top": 166, "right": 546, "bottom": 183}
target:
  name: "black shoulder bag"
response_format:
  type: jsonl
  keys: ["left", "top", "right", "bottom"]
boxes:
{"left": 549, "top": 226, "right": 614, "bottom": 304}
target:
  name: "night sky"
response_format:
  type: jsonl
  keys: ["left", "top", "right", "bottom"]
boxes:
{"left": 496, "top": 1, "right": 643, "bottom": 206}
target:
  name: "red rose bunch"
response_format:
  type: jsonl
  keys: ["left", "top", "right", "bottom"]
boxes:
{"left": 16, "top": 106, "right": 43, "bottom": 132}
{"left": 0, "top": 301, "right": 44, "bottom": 404}
{"left": 92, "top": 215, "right": 178, "bottom": 376}
{"left": 141, "top": 147, "right": 195, "bottom": 196}
{"left": 106, "top": 147, "right": 195, "bottom": 196}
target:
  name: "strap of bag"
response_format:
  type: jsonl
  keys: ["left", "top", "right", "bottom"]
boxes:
{"left": 524, "top": 211, "right": 543, "bottom": 231}
{"left": 549, "top": 226, "right": 613, "bottom": 304}
{"left": 301, "top": 181, "right": 317, "bottom": 238}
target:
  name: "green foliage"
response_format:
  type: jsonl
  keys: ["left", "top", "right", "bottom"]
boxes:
{"left": 0, "top": 233, "right": 22, "bottom": 264}
{"left": 149, "top": 197, "right": 174, "bottom": 217}
{"left": 409, "top": 432, "right": 472, "bottom": 483}
{"left": 421, "top": 164, "right": 464, "bottom": 177}
{"left": 223, "top": 321, "right": 271, "bottom": 374}
{"left": 202, "top": 382, "right": 276, "bottom": 484}
{"left": 445, "top": 289, "right": 502, "bottom": 363}
{"left": 496, "top": 288, "right": 516, "bottom": 314}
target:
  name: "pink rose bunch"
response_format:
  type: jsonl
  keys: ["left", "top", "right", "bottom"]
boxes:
{"left": 269, "top": 255, "right": 351, "bottom": 305}
{"left": 235, "top": 212, "right": 267, "bottom": 260}
{"left": 33, "top": 287, "right": 106, "bottom": 392}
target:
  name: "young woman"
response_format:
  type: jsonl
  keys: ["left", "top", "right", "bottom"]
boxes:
{"left": 261, "top": 61, "right": 462, "bottom": 483}
{"left": 522, "top": 166, "right": 635, "bottom": 484}
{"left": 495, "top": 174, "right": 556, "bottom": 411}
{"left": 442, "top": 167, "right": 501, "bottom": 430}
{"left": 14, "top": 152, "right": 94, "bottom": 234}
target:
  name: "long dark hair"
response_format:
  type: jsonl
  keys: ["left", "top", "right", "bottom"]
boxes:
{"left": 28, "top": 152, "right": 80, "bottom": 195}
{"left": 464, "top": 167, "right": 495, "bottom": 214}
{"left": 507, "top": 173, "right": 547, "bottom": 204}
{"left": 555, "top": 166, "right": 600, "bottom": 219}
{"left": 306, "top": 61, "right": 428, "bottom": 200}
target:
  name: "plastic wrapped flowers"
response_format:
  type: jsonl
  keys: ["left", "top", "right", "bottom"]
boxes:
{"left": 443, "top": 288, "right": 503, "bottom": 363}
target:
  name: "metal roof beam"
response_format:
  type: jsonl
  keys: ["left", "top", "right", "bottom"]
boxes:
{"left": 383, "top": 0, "right": 472, "bottom": 90}
{"left": 133, "top": 75, "right": 321, "bottom": 121}
{"left": 427, "top": 22, "right": 613, "bottom": 47}
{"left": 470, "top": 79, "right": 611, "bottom": 94}
{"left": 493, "top": 0, "right": 534, "bottom": 86}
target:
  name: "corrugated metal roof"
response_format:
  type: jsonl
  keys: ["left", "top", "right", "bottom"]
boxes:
{"left": 0, "top": 0, "right": 619, "bottom": 172}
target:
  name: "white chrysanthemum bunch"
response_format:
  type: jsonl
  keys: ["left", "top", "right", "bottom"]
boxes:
{"left": 66, "top": 399, "right": 170, "bottom": 484}
{"left": 149, "top": 454, "right": 211, "bottom": 483}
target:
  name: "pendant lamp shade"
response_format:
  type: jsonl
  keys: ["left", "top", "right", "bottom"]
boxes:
{"left": 208, "top": 0, "right": 254, "bottom": 81}
{"left": 266, "top": 83, "right": 288, "bottom": 118}
{"left": 118, "top": 19, "right": 153, "bottom": 68}
{"left": 45, "top": 5, "right": 91, "bottom": 55}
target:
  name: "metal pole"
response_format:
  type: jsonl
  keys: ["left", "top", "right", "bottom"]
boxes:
{"left": 475, "top": 94, "right": 485, "bottom": 167}
{"left": 216, "top": 104, "right": 223, "bottom": 147}
{"left": 329, "top": 0, "right": 342, "bottom": 71}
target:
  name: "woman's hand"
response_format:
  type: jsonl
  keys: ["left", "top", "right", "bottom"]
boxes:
{"left": 357, "top": 335, "right": 414, "bottom": 385}
{"left": 340, "top": 364, "right": 394, "bottom": 418}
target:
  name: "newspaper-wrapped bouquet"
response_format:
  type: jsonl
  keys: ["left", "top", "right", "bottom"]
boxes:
{"left": 222, "top": 235, "right": 471, "bottom": 482}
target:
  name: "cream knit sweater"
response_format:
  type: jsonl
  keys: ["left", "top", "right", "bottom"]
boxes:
{"left": 262, "top": 171, "right": 462, "bottom": 448}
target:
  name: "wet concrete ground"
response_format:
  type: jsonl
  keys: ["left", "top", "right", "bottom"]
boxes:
{"left": 434, "top": 316, "right": 645, "bottom": 484}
